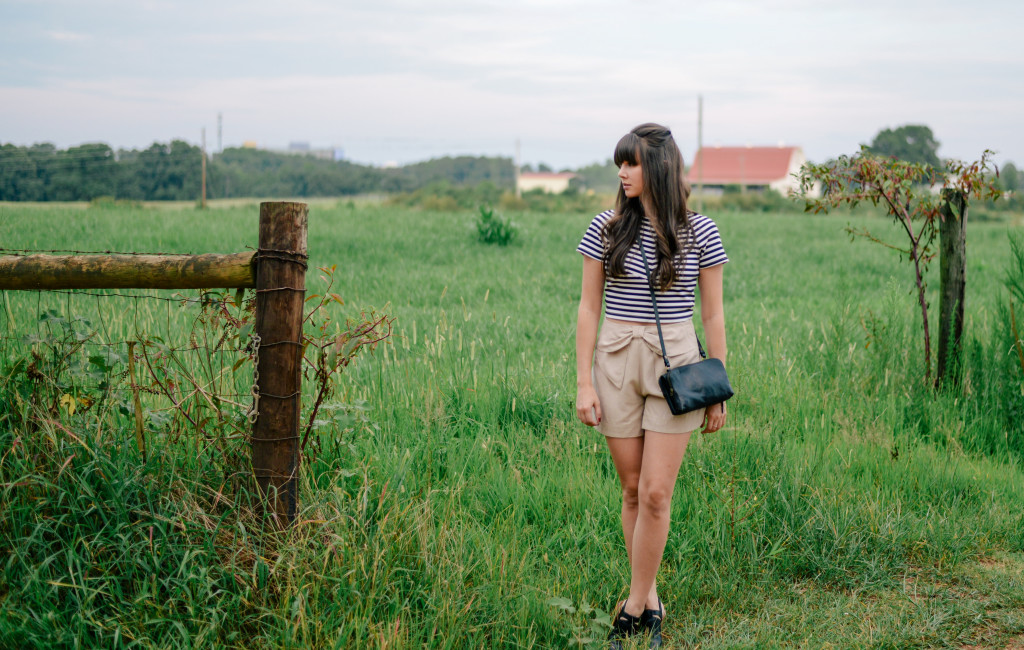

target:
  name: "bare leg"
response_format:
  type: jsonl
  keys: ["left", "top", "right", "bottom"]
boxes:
{"left": 609, "top": 430, "right": 692, "bottom": 617}
{"left": 605, "top": 435, "right": 643, "bottom": 555}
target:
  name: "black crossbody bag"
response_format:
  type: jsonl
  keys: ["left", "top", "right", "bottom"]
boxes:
{"left": 639, "top": 238, "right": 734, "bottom": 416}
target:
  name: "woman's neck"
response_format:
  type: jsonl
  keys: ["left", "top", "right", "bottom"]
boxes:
{"left": 641, "top": 198, "right": 655, "bottom": 217}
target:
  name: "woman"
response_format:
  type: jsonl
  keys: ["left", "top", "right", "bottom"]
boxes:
{"left": 575, "top": 123, "right": 728, "bottom": 648}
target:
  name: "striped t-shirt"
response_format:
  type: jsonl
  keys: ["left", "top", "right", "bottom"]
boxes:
{"left": 577, "top": 210, "right": 728, "bottom": 323}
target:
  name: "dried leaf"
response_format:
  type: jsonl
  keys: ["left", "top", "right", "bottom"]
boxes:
{"left": 60, "top": 393, "right": 76, "bottom": 416}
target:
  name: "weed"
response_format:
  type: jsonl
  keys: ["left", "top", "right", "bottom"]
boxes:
{"left": 547, "top": 596, "right": 612, "bottom": 648}
{"left": 474, "top": 204, "right": 518, "bottom": 246}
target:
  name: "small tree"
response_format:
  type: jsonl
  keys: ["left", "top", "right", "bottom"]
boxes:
{"left": 798, "top": 147, "right": 1001, "bottom": 385}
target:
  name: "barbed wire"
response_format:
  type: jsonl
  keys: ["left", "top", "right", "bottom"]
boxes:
{"left": 44, "top": 388, "right": 254, "bottom": 400}
{"left": 0, "top": 334, "right": 249, "bottom": 354}
{"left": 0, "top": 247, "right": 199, "bottom": 257}
{"left": 4, "top": 288, "right": 245, "bottom": 303}
{"left": 2, "top": 287, "right": 257, "bottom": 373}
{"left": 0, "top": 277, "right": 317, "bottom": 479}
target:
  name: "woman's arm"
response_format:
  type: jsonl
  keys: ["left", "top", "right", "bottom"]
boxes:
{"left": 698, "top": 263, "right": 727, "bottom": 433}
{"left": 576, "top": 256, "right": 605, "bottom": 426}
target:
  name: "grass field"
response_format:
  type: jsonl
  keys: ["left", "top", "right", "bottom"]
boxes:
{"left": 1, "top": 200, "right": 1024, "bottom": 648}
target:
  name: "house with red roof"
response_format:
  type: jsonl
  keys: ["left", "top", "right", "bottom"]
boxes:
{"left": 688, "top": 145, "right": 807, "bottom": 196}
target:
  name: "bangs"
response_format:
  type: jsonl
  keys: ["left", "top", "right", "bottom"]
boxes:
{"left": 613, "top": 132, "right": 641, "bottom": 166}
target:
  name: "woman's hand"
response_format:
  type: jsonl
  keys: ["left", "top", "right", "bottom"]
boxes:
{"left": 576, "top": 385, "right": 602, "bottom": 427}
{"left": 702, "top": 402, "right": 726, "bottom": 433}
{"left": 698, "top": 264, "right": 727, "bottom": 435}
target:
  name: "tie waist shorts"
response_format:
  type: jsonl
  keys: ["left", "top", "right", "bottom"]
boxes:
{"left": 593, "top": 318, "right": 706, "bottom": 438}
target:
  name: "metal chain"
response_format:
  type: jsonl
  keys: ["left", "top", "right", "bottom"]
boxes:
{"left": 246, "top": 332, "right": 261, "bottom": 424}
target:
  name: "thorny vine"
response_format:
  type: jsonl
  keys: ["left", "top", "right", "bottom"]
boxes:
{"left": 3, "top": 264, "right": 392, "bottom": 482}
{"left": 299, "top": 265, "right": 393, "bottom": 453}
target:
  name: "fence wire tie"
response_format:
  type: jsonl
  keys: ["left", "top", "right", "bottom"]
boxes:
{"left": 250, "top": 435, "right": 302, "bottom": 442}
{"left": 258, "top": 339, "right": 303, "bottom": 348}
{"left": 246, "top": 332, "right": 261, "bottom": 424}
{"left": 251, "top": 471, "right": 299, "bottom": 480}
{"left": 254, "top": 248, "right": 309, "bottom": 270}
{"left": 259, "top": 391, "right": 301, "bottom": 400}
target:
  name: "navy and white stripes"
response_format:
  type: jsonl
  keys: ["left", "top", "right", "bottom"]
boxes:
{"left": 577, "top": 210, "right": 728, "bottom": 323}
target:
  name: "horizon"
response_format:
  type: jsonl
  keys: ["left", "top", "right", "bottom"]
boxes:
{"left": 0, "top": 137, "right": 993, "bottom": 173}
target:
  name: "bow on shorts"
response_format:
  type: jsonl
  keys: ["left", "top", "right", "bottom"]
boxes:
{"left": 595, "top": 324, "right": 695, "bottom": 390}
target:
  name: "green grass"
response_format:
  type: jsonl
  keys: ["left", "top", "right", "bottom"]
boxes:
{"left": 1, "top": 200, "right": 1024, "bottom": 648}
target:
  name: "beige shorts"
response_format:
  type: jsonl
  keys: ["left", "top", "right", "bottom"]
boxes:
{"left": 594, "top": 319, "right": 706, "bottom": 438}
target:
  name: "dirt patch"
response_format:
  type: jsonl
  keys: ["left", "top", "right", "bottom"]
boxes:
{"left": 958, "top": 553, "right": 1024, "bottom": 649}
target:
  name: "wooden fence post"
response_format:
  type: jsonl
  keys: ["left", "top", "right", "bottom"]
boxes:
{"left": 252, "top": 201, "right": 308, "bottom": 526}
{"left": 937, "top": 189, "right": 967, "bottom": 387}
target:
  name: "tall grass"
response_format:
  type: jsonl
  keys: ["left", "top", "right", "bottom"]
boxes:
{"left": 1, "top": 201, "right": 1023, "bottom": 647}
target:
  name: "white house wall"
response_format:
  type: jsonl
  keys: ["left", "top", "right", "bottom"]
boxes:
{"left": 518, "top": 178, "right": 572, "bottom": 194}
{"left": 768, "top": 149, "right": 807, "bottom": 196}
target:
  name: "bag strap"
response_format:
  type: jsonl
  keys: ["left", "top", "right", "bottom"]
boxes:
{"left": 637, "top": 228, "right": 707, "bottom": 370}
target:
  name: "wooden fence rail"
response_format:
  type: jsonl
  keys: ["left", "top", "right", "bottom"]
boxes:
{"left": 0, "top": 201, "right": 307, "bottom": 526}
{"left": 0, "top": 252, "right": 256, "bottom": 290}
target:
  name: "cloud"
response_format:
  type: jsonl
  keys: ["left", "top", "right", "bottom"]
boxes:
{"left": 1, "top": 0, "right": 1022, "bottom": 167}
{"left": 44, "top": 30, "right": 92, "bottom": 42}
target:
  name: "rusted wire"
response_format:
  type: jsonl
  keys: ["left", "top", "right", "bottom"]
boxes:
{"left": 5, "top": 288, "right": 245, "bottom": 303}
{"left": 250, "top": 471, "right": 299, "bottom": 479}
{"left": 0, "top": 334, "right": 249, "bottom": 354}
{"left": 0, "top": 247, "right": 197, "bottom": 256}
{"left": 254, "top": 248, "right": 308, "bottom": 270}
{"left": 258, "top": 340, "right": 303, "bottom": 348}
{"left": 258, "top": 391, "right": 301, "bottom": 400}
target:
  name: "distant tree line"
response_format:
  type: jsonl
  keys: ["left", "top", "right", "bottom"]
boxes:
{"left": 4, "top": 130, "right": 1019, "bottom": 205}
{"left": 0, "top": 140, "right": 517, "bottom": 201}
{"left": 571, "top": 160, "right": 620, "bottom": 193}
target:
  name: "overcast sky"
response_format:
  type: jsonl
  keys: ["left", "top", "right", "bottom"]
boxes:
{"left": 2, "top": 0, "right": 1022, "bottom": 169}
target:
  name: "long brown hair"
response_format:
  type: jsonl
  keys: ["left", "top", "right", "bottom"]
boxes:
{"left": 602, "top": 123, "right": 692, "bottom": 290}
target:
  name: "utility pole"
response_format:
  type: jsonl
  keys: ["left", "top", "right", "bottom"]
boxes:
{"left": 740, "top": 147, "right": 747, "bottom": 195}
{"left": 515, "top": 138, "right": 522, "bottom": 199}
{"left": 217, "top": 112, "right": 223, "bottom": 154}
{"left": 201, "top": 127, "right": 207, "bottom": 209}
{"left": 696, "top": 94, "right": 703, "bottom": 212}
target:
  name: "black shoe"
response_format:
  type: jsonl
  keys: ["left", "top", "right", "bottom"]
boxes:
{"left": 608, "top": 602, "right": 641, "bottom": 649}
{"left": 640, "top": 599, "right": 663, "bottom": 649}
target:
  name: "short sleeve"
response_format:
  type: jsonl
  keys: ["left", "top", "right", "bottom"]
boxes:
{"left": 577, "top": 211, "right": 612, "bottom": 261}
{"left": 696, "top": 217, "right": 728, "bottom": 268}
